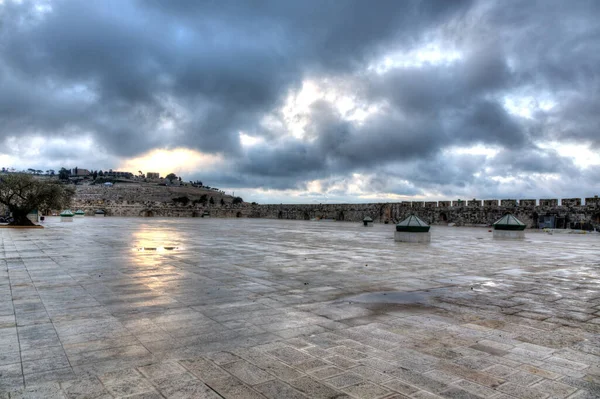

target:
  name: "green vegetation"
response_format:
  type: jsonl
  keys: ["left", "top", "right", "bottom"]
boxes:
{"left": 172, "top": 196, "right": 190, "bottom": 205}
{"left": 0, "top": 173, "right": 74, "bottom": 226}
{"left": 166, "top": 173, "right": 177, "bottom": 183}
{"left": 58, "top": 167, "right": 70, "bottom": 180}
{"left": 192, "top": 194, "right": 208, "bottom": 206}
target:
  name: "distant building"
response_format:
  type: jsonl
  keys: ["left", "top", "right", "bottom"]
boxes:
{"left": 147, "top": 172, "right": 160, "bottom": 179}
{"left": 73, "top": 168, "right": 90, "bottom": 176}
{"left": 106, "top": 170, "right": 134, "bottom": 178}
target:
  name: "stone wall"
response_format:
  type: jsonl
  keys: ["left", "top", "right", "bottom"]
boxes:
{"left": 71, "top": 198, "right": 247, "bottom": 219}
{"left": 249, "top": 199, "right": 600, "bottom": 229}
{"left": 70, "top": 185, "right": 600, "bottom": 229}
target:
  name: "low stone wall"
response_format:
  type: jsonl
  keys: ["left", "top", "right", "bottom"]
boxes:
{"left": 71, "top": 198, "right": 247, "bottom": 219}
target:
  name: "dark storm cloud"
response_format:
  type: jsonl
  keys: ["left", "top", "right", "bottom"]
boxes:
{"left": 143, "top": 0, "right": 470, "bottom": 72}
{"left": 233, "top": 46, "right": 523, "bottom": 184}
{"left": 373, "top": 153, "right": 487, "bottom": 195}
{"left": 0, "top": 0, "right": 599, "bottom": 199}
{"left": 481, "top": 0, "right": 600, "bottom": 146}
{"left": 0, "top": 0, "right": 471, "bottom": 157}
{"left": 489, "top": 147, "right": 581, "bottom": 176}
{"left": 368, "top": 45, "right": 512, "bottom": 115}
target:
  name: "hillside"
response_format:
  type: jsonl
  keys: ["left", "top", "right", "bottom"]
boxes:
{"left": 74, "top": 181, "right": 238, "bottom": 204}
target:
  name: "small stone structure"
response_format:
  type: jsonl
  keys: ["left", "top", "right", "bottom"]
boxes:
{"left": 26, "top": 210, "right": 39, "bottom": 224}
{"left": 395, "top": 215, "right": 431, "bottom": 243}
{"left": 94, "top": 210, "right": 105, "bottom": 217}
{"left": 363, "top": 216, "right": 373, "bottom": 227}
{"left": 60, "top": 210, "right": 74, "bottom": 222}
{"left": 493, "top": 214, "right": 526, "bottom": 239}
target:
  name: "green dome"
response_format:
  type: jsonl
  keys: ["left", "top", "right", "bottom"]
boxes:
{"left": 396, "top": 215, "right": 430, "bottom": 232}
{"left": 363, "top": 216, "right": 373, "bottom": 222}
{"left": 493, "top": 214, "right": 526, "bottom": 231}
{"left": 75, "top": 210, "right": 85, "bottom": 215}
{"left": 60, "top": 210, "right": 74, "bottom": 217}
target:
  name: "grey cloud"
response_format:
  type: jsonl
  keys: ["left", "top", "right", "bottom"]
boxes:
{"left": 0, "top": 0, "right": 471, "bottom": 158}
{"left": 454, "top": 100, "right": 526, "bottom": 148}
{"left": 489, "top": 147, "right": 580, "bottom": 176}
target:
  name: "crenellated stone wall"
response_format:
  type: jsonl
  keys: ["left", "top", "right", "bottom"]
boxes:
{"left": 70, "top": 187, "right": 600, "bottom": 230}
{"left": 248, "top": 197, "right": 600, "bottom": 229}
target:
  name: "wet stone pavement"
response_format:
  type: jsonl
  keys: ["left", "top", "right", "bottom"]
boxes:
{"left": 0, "top": 217, "right": 599, "bottom": 399}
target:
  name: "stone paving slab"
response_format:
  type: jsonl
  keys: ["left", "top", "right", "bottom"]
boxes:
{"left": 1, "top": 218, "right": 600, "bottom": 398}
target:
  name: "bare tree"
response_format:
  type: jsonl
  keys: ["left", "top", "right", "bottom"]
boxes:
{"left": 0, "top": 174, "right": 75, "bottom": 226}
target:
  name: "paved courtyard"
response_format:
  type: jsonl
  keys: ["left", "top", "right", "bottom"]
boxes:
{"left": 1, "top": 217, "right": 599, "bottom": 398}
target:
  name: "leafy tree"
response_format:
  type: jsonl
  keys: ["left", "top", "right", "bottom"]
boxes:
{"left": 0, "top": 174, "right": 75, "bottom": 226}
{"left": 27, "top": 168, "right": 35, "bottom": 174}
{"left": 98, "top": 170, "right": 104, "bottom": 176}
{"left": 166, "top": 173, "right": 177, "bottom": 182}
{"left": 93, "top": 170, "right": 98, "bottom": 180}
{"left": 232, "top": 197, "right": 244, "bottom": 205}
{"left": 199, "top": 194, "right": 208, "bottom": 205}
{"left": 209, "top": 196, "right": 214, "bottom": 205}
{"left": 58, "top": 167, "right": 70, "bottom": 180}
{"left": 220, "top": 198, "right": 225, "bottom": 206}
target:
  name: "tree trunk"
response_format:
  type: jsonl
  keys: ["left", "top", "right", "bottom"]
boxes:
{"left": 9, "top": 210, "right": 35, "bottom": 226}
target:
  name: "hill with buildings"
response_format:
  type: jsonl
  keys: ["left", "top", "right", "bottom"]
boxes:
{"left": 70, "top": 175, "right": 245, "bottom": 217}
{"left": 0, "top": 168, "right": 246, "bottom": 217}
{"left": 74, "top": 180, "right": 239, "bottom": 206}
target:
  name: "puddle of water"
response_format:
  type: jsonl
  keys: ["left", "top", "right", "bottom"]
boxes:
{"left": 135, "top": 246, "right": 179, "bottom": 252}
{"left": 345, "top": 291, "right": 430, "bottom": 304}
{"left": 339, "top": 286, "right": 475, "bottom": 307}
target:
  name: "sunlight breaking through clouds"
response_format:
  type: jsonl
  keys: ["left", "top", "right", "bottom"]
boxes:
{"left": 118, "top": 148, "right": 224, "bottom": 177}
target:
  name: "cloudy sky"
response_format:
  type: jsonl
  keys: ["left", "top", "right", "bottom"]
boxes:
{"left": 1, "top": 0, "right": 599, "bottom": 203}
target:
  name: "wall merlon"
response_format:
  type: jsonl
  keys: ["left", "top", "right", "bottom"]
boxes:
{"left": 561, "top": 198, "right": 582, "bottom": 207}
{"left": 500, "top": 199, "right": 517, "bottom": 207}
{"left": 520, "top": 199, "right": 536, "bottom": 207}
{"left": 540, "top": 199, "right": 559, "bottom": 207}
{"left": 483, "top": 200, "right": 498, "bottom": 207}
{"left": 585, "top": 197, "right": 600, "bottom": 206}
